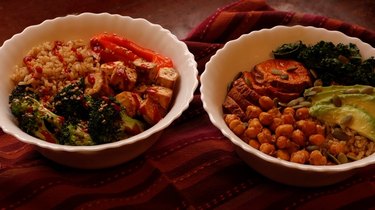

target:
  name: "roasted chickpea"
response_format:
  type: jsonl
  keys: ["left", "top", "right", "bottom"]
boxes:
{"left": 224, "top": 114, "right": 239, "bottom": 125}
{"left": 276, "top": 136, "right": 289, "bottom": 149}
{"left": 329, "top": 141, "right": 345, "bottom": 156}
{"left": 316, "top": 124, "right": 326, "bottom": 135}
{"left": 270, "top": 117, "right": 283, "bottom": 132}
{"left": 248, "top": 118, "right": 263, "bottom": 131}
{"left": 309, "top": 134, "right": 325, "bottom": 146}
{"left": 229, "top": 119, "right": 246, "bottom": 136}
{"left": 295, "top": 119, "right": 305, "bottom": 129}
{"left": 290, "top": 150, "right": 309, "bottom": 164}
{"left": 295, "top": 107, "right": 310, "bottom": 120}
{"left": 301, "top": 150, "right": 310, "bottom": 160}
{"left": 259, "top": 143, "right": 275, "bottom": 155}
{"left": 259, "top": 96, "right": 274, "bottom": 111}
{"left": 257, "top": 128, "right": 274, "bottom": 144}
{"left": 281, "top": 113, "right": 295, "bottom": 125}
{"left": 244, "top": 126, "right": 259, "bottom": 139}
{"left": 246, "top": 105, "right": 262, "bottom": 119}
{"left": 275, "top": 124, "right": 294, "bottom": 138}
{"left": 267, "top": 107, "right": 282, "bottom": 118}
{"left": 248, "top": 139, "right": 260, "bottom": 149}
{"left": 276, "top": 149, "right": 290, "bottom": 161}
{"left": 286, "top": 141, "right": 299, "bottom": 154}
{"left": 291, "top": 129, "right": 306, "bottom": 146}
{"left": 296, "top": 120, "right": 317, "bottom": 137}
{"left": 283, "top": 107, "right": 295, "bottom": 116}
{"left": 259, "top": 112, "right": 273, "bottom": 126}
{"left": 309, "top": 150, "right": 327, "bottom": 165}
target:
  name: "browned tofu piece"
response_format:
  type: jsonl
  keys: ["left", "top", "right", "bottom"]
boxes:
{"left": 155, "top": 67, "right": 178, "bottom": 89}
{"left": 146, "top": 86, "right": 173, "bottom": 109}
{"left": 101, "top": 61, "right": 138, "bottom": 92}
{"left": 84, "top": 71, "right": 113, "bottom": 96}
{"left": 115, "top": 91, "right": 142, "bottom": 117}
{"left": 139, "top": 97, "right": 167, "bottom": 125}
{"left": 133, "top": 58, "right": 178, "bottom": 89}
{"left": 133, "top": 58, "right": 157, "bottom": 72}
{"left": 100, "top": 62, "right": 115, "bottom": 82}
{"left": 133, "top": 58, "right": 158, "bottom": 83}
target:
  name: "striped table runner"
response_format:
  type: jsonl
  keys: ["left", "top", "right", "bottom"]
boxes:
{"left": 1, "top": 0, "right": 374, "bottom": 209}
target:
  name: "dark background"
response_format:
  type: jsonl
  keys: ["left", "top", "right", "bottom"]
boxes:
{"left": 0, "top": 0, "right": 374, "bottom": 44}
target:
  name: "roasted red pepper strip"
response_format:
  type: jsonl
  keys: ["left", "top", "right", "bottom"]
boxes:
{"left": 90, "top": 37, "right": 139, "bottom": 66}
{"left": 90, "top": 33, "right": 174, "bottom": 68}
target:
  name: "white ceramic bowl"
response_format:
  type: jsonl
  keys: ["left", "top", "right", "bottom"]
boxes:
{"left": 0, "top": 13, "right": 198, "bottom": 169}
{"left": 201, "top": 25, "right": 375, "bottom": 187}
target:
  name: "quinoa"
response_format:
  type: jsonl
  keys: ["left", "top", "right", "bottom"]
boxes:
{"left": 11, "top": 39, "right": 100, "bottom": 99}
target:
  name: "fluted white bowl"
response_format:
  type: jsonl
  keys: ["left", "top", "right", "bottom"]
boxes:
{"left": 201, "top": 25, "right": 375, "bottom": 187}
{"left": 0, "top": 13, "right": 198, "bottom": 169}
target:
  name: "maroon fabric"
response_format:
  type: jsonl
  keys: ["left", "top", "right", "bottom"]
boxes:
{"left": 1, "top": 0, "right": 375, "bottom": 209}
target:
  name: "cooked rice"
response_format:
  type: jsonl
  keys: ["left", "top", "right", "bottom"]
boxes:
{"left": 11, "top": 40, "right": 100, "bottom": 98}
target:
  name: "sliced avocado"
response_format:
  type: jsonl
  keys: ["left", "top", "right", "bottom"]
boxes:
{"left": 307, "top": 85, "right": 375, "bottom": 142}
{"left": 316, "top": 94, "right": 375, "bottom": 118}
{"left": 309, "top": 104, "right": 375, "bottom": 141}
{"left": 305, "top": 85, "right": 374, "bottom": 103}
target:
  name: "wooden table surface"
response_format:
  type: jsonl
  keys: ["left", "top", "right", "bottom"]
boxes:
{"left": 0, "top": 0, "right": 374, "bottom": 44}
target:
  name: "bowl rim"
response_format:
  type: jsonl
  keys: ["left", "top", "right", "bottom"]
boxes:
{"left": 201, "top": 25, "right": 375, "bottom": 173}
{"left": 0, "top": 12, "right": 198, "bottom": 152}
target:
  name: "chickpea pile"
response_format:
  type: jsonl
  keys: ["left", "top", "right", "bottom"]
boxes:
{"left": 224, "top": 95, "right": 330, "bottom": 165}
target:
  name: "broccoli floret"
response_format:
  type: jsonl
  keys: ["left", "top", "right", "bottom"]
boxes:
{"left": 52, "top": 78, "right": 88, "bottom": 121}
{"left": 9, "top": 85, "right": 39, "bottom": 117}
{"left": 59, "top": 120, "right": 94, "bottom": 146}
{"left": 9, "top": 85, "right": 65, "bottom": 143}
{"left": 88, "top": 96, "right": 120, "bottom": 144}
{"left": 87, "top": 96, "right": 146, "bottom": 144}
{"left": 9, "top": 84, "right": 146, "bottom": 145}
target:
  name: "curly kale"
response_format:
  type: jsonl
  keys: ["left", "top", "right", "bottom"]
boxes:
{"left": 272, "top": 41, "right": 375, "bottom": 85}
{"left": 355, "top": 58, "right": 375, "bottom": 84}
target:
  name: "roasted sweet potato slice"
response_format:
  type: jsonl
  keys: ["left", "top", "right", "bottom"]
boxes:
{"left": 232, "top": 77, "right": 260, "bottom": 105}
{"left": 228, "top": 86, "right": 253, "bottom": 111}
{"left": 222, "top": 96, "right": 246, "bottom": 120}
{"left": 253, "top": 59, "right": 312, "bottom": 92}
